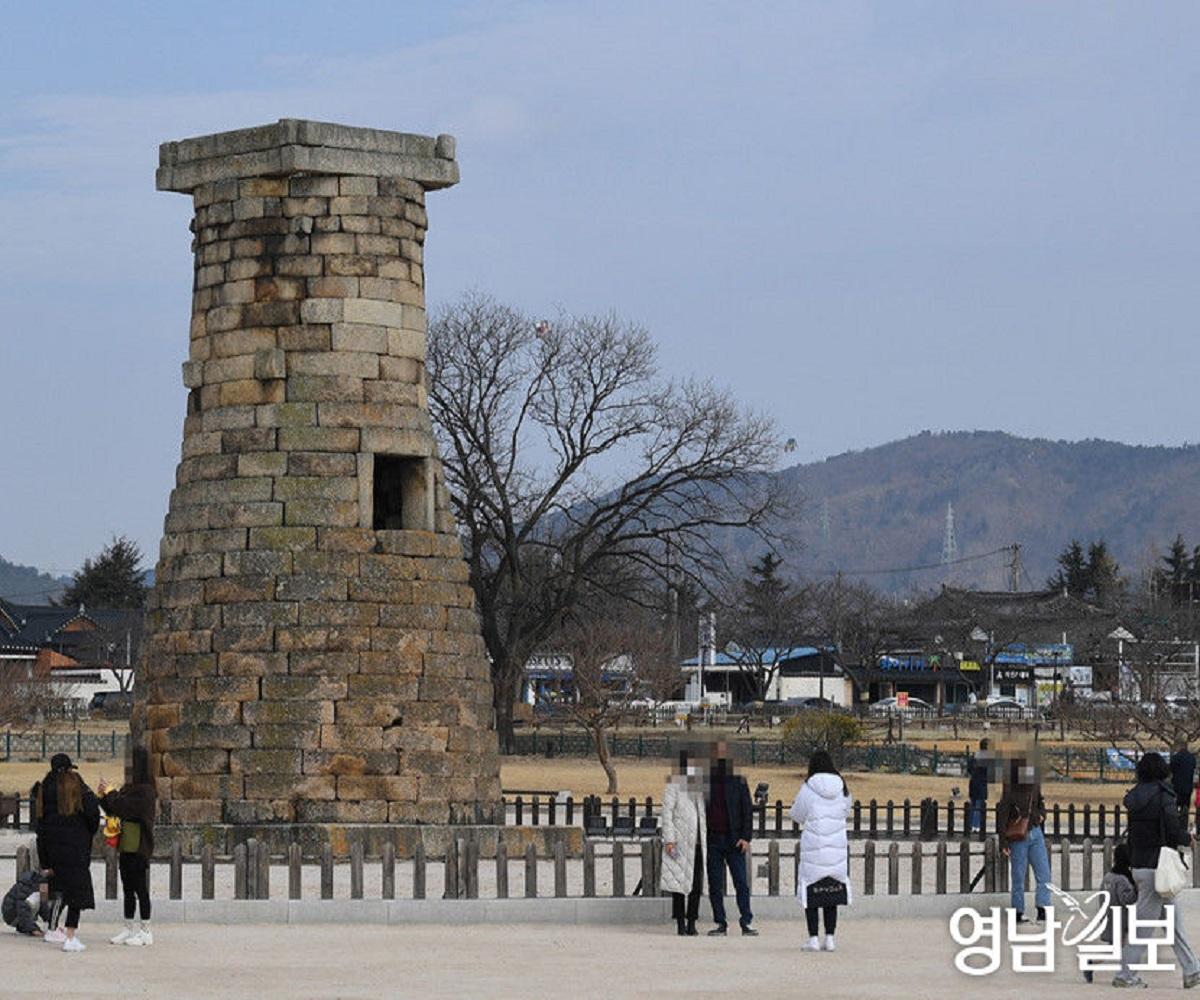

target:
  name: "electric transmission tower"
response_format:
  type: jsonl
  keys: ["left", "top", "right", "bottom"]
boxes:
{"left": 941, "top": 502, "right": 958, "bottom": 564}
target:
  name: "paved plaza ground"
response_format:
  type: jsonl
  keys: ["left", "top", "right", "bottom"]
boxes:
{"left": 2, "top": 916, "right": 1190, "bottom": 999}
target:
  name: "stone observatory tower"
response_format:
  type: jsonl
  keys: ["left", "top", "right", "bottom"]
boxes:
{"left": 141, "top": 120, "right": 500, "bottom": 844}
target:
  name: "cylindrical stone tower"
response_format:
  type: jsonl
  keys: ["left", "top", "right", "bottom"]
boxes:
{"left": 141, "top": 120, "right": 500, "bottom": 845}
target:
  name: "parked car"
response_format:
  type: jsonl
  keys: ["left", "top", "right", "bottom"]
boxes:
{"left": 868, "top": 696, "right": 934, "bottom": 717}
{"left": 981, "top": 697, "right": 1030, "bottom": 719}
{"left": 90, "top": 691, "right": 134, "bottom": 719}
{"left": 782, "top": 696, "right": 837, "bottom": 711}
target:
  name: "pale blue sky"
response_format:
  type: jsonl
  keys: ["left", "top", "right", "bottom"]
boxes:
{"left": 2, "top": 1, "right": 1198, "bottom": 575}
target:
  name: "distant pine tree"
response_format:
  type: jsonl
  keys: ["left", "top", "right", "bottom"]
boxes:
{"left": 59, "top": 536, "right": 147, "bottom": 609}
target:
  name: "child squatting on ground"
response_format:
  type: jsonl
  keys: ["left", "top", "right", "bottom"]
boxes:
{"left": 2, "top": 867, "right": 56, "bottom": 937}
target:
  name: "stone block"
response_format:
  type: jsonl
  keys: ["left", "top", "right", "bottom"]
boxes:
{"left": 287, "top": 351, "right": 379, "bottom": 379}
{"left": 286, "top": 375, "right": 364, "bottom": 403}
{"left": 289, "top": 651, "right": 360, "bottom": 676}
{"left": 161, "top": 749, "right": 231, "bottom": 776}
{"left": 254, "top": 347, "right": 287, "bottom": 380}
{"left": 180, "top": 700, "right": 243, "bottom": 726}
{"left": 284, "top": 500, "right": 360, "bottom": 527}
{"left": 342, "top": 298, "right": 404, "bottom": 327}
{"left": 319, "top": 725, "right": 384, "bottom": 751}
{"left": 236, "top": 451, "right": 288, "bottom": 478}
{"left": 221, "top": 601, "right": 299, "bottom": 627}
{"left": 274, "top": 476, "right": 358, "bottom": 502}
{"left": 336, "top": 775, "right": 416, "bottom": 801}
{"left": 218, "top": 651, "right": 288, "bottom": 676}
{"left": 275, "top": 624, "right": 370, "bottom": 654}
{"left": 229, "top": 749, "right": 303, "bottom": 775}
{"left": 330, "top": 323, "right": 388, "bottom": 354}
{"left": 210, "top": 626, "right": 275, "bottom": 652}
{"left": 359, "top": 427, "right": 431, "bottom": 456}
{"left": 300, "top": 298, "right": 344, "bottom": 324}
{"left": 247, "top": 526, "right": 316, "bottom": 551}
{"left": 260, "top": 676, "right": 348, "bottom": 701}
{"left": 244, "top": 773, "right": 334, "bottom": 798}
{"left": 297, "top": 600, "right": 379, "bottom": 627}
{"left": 295, "top": 800, "right": 388, "bottom": 823}
{"left": 277, "top": 426, "right": 361, "bottom": 452}
{"left": 302, "top": 750, "right": 398, "bottom": 776}
{"left": 288, "top": 452, "right": 357, "bottom": 477}
{"left": 224, "top": 549, "right": 293, "bottom": 576}
{"left": 315, "top": 527, "right": 376, "bottom": 552}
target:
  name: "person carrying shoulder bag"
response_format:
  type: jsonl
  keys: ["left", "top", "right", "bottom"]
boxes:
{"left": 1116, "top": 751, "right": 1200, "bottom": 989}
{"left": 997, "top": 756, "right": 1050, "bottom": 923}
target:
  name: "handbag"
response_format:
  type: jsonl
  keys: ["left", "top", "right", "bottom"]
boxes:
{"left": 1155, "top": 789, "right": 1191, "bottom": 899}
{"left": 1003, "top": 788, "right": 1035, "bottom": 843}
{"left": 807, "top": 875, "right": 849, "bottom": 907}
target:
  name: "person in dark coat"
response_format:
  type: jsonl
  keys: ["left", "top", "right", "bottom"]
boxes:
{"left": 2, "top": 867, "right": 52, "bottom": 936}
{"left": 36, "top": 753, "right": 100, "bottom": 952}
{"left": 98, "top": 745, "right": 158, "bottom": 946}
{"left": 704, "top": 741, "right": 756, "bottom": 937}
{"left": 1170, "top": 740, "right": 1197, "bottom": 830}
{"left": 967, "top": 738, "right": 991, "bottom": 831}
{"left": 1114, "top": 751, "right": 1200, "bottom": 988}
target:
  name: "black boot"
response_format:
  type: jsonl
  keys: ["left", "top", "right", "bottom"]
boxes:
{"left": 707, "top": 924, "right": 728, "bottom": 936}
{"left": 685, "top": 919, "right": 698, "bottom": 936}
{"left": 1036, "top": 906, "right": 1047, "bottom": 923}
{"left": 676, "top": 917, "right": 687, "bottom": 936}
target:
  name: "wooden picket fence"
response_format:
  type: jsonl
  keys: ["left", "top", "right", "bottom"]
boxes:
{"left": 18, "top": 833, "right": 1195, "bottom": 903}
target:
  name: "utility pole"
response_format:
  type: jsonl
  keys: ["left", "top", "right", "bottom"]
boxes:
{"left": 1008, "top": 544, "right": 1022, "bottom": 593}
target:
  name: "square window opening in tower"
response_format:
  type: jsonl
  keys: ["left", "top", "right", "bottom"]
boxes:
{"left": 372, "top": 454, "right": 430, "bottom": 531}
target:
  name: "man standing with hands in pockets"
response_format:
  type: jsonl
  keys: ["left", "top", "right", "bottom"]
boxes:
{"left": 705, "top": 741, "right": 757, "bottom": 936}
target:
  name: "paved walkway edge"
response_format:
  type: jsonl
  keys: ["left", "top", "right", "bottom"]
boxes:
{"left": 72, "top": 891, "right": 1040, "bottom": 925}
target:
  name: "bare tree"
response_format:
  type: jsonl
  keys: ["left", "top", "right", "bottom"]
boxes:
{"left": 0, "top": 661, "right": 57, "bottom": 729}
{"left": 428, "top": 292, "right": 790, "bottom": 749}
{"left": 545, "top": 600, "right": 673, "bottom": 793}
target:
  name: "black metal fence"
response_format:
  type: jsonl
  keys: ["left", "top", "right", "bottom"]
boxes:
{"left": 1, "top": 730, "right": 128, "bottom": 762}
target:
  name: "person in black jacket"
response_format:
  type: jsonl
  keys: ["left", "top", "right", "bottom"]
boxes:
{"left": 98, "top": 746, "right": 158, "bottom": 946}
{"left": 704, "top": 741, "right": 756, "bottom": 937}
{"left": 1170, "top": 740, "right": 1197, "bottom": 831}
{"left": 967, "top": 738, "right": 991, "bottom": 832}
{"left": 36, "top": 754, "right": 100, "bottom": 952}
{"left": 1114, "top": 752, "right": 1200, "bottom": 988}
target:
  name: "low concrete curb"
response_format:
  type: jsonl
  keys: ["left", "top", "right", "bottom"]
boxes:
{"left": 80, "top": 892, "right": 1027, "bottom": 925}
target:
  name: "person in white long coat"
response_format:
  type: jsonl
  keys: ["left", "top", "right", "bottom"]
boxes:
{"left": 788, "top": 750, "right": 852, "bottom": 952}
{"left": 660, "top": 754, "right": 707, "bottom": 936}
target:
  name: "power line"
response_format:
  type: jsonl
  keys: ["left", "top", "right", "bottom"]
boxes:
{"left": 814, "top": 546, "right": 1015, "bottom": 579}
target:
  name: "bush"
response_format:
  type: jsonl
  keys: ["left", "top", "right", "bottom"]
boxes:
{"left": 780, "top": 711, "right": 864, "bottom": 759}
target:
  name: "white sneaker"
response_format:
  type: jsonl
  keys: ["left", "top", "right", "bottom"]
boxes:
{"left": 803, "top": 936, "right": 822, "bottom": 951}
{"left": 110, "top": 922, "right": 135, "bottom": 945}
{"left": 43, "top": 928, "right": 66, "bottom": 944}
{"left": 62, "top": 937, "right": 85, "bottom": 953}
{"left": 824, "top": 935, "right": 837, "bottom": 952}
{"left": 126, "top": 927, "right": 153, "bottom": 947}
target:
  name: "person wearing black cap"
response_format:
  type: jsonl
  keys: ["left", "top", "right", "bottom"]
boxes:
{"left": 36, "top": 754, "right": 99, "bottom": 952}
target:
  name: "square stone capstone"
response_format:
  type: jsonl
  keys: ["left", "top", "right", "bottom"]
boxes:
{"left": 157, "top": 118, "right": 458, "bottom": 194}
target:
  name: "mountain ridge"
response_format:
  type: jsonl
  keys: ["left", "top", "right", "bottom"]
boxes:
{"left": 777, "top": 430, "right": 1200, "bottom": 591}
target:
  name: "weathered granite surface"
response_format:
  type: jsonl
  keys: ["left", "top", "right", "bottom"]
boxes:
{"left": 139, "top": 121, "right": 500, "bottom": 829}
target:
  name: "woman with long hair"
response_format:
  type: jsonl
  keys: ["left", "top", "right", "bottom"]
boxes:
{"left": 660, "top": 750, "right": 707, "bottom": 936}
{"left": 1114, "top": 751, "right": 1200, "bottom": 988}
{"left": 997, "top": 755, "right": 1051, "bottom": 923}
{"left": 36, "top": 753, "right": 100, "bottom": 952}
{"left": 98, "top": 746, "right": 158, "bottom": 946}
{"left": 789, "top": 749, "right": 852, "bottom": 952}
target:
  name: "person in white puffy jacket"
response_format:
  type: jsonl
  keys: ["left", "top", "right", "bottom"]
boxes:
{"left": 788, "top": 750, "right": 852, "bottom": 953}
{"left": 660, "top": 753, "right": 707, "bottom": 935}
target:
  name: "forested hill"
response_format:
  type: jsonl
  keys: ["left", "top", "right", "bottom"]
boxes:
{"left": 0, "top": 556, "right": 68, "bottom": 605}
{"left": 776, "top": 431, "right": 1200, "bottom": 592}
